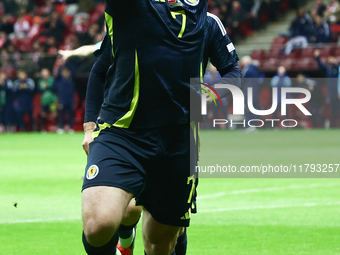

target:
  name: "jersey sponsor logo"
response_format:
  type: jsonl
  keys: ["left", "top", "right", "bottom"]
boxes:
{"left": 86, "top": 165, "right": 99, "bottom": 180}
{"left": 183, "top": 0, "right": 199, "bottom": 6}
{"left": 227, "top": 43, "right": 235, "bottom": 53}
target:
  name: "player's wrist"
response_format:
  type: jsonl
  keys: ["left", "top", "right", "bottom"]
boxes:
{"left": 83, "top": 122, "right": 96, "bottom": 133}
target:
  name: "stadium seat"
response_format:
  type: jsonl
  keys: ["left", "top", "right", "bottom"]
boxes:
{"left": 261, "top": 58, "right": 280, "bottom": 71}
{"left": 295, "top": 57, "right": 318, "bottom": 71}
{"left": 283, "top": 49, "right": 300, "bottom": 59}
{"left": 251, "top": 49, "right": 266, "bottom": 61}
{"left": 268, "top": 47, "right": 283, "bottom": 59}
{"left": 319, "top": 46, "right": 335, "bottom": 57}
{"left": 271, "top": 36, "right": 289, "bottom": 47}
{"left": 300, "top": 47, "right": 316, "bottom": 58}
{"left": 333, "top": 47, "right": 340, "bottom": 56}
{"left": 281, "top": 58, "right": 295, "bottom": 70}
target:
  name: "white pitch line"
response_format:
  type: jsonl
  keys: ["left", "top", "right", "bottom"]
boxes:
{"left": 2, "top": 201, "right": 340, "bottom": 224}
{"left": 199, "top": 201, "right": 340, "bottom": 213}
{"left": 197, "top": 182, "right": 340, "bottom": 200}
{"left": 0, "top": 217, "right": 81, "bottom": 225}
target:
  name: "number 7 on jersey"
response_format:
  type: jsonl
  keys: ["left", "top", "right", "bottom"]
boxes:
{"left": 171, "top": 10, "right": 187, "bottom": 38}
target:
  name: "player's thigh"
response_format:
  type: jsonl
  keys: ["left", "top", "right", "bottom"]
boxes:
{"left": 142, "top": 209, "right": 182, "bottom": 245}
{"left": 82, "top": 127, "right": 145, "bottom": 227}
{"left": 121, "top": 198, "right": 142, "bottom": 226}
{"left": 82, "top": 186, "right": 134, "bottom": 229}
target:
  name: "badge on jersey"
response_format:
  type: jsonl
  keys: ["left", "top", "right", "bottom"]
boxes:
{"left": 86, "top": 165, "right": 99, "bottom": 180}
{"left": 183, "top": 0, "right": 199, "bottom": 6}
{"left": 227, "top": 43, "right": 235, "bottom": 53}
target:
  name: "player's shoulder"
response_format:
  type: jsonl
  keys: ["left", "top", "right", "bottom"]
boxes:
{"left": 206, "top": 12, "right": 227, "bottom": 36}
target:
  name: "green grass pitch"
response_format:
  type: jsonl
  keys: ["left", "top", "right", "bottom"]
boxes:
{"left": 1, "top": 130, "right": 340, "bottom": 254}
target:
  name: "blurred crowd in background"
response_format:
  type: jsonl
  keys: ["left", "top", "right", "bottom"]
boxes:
{"left": 0, "top": 0, "right": 339, "bottom": 132}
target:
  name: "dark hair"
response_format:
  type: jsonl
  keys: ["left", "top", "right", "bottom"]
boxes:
{"left": 61, "top": 66, "right": 70, "bottom": 72}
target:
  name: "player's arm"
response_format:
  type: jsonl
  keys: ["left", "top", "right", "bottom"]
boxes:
{"left": 82, "top": 35, "right": 112, "bottom": 155}
{"left": 205, "top": 14, "right": 242, "bottom": 100}
{"left": 313, "top": 49, "right": 328, "bottom": 71}
{"left": 58, "top": 44, "right": 99, "bottom": 61}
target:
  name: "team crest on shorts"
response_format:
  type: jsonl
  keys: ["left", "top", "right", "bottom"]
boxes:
{"left": 86, "top": 165, "right": 99, "bottom": 180}
{"left": 184, "top": 0, "right": 199, "bottom": 6}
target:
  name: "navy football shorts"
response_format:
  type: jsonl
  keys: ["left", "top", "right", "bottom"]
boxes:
{"left": 82, "top": 121, "right": 198, "bottom": 227}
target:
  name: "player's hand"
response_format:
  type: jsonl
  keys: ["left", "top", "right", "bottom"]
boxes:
{"left": 82, "top": 122, "right": 96, "bottom": 155}
{"left": 58, "top": 49, "right": 73, "bottom": 61}
{"left": 313, "top": 49, "right": 320, "bottom": 58}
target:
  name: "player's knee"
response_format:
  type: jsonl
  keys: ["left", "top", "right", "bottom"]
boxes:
{"left": 83, "top": 218, "right": 117, "bottom": 246}
{"left": 144, "top": 240, "right": 175, "bottom": 255}
{"left": 124, "top": 205, "right": 142, "bottom": 222}
{"left": 143, "top": 231, "right": 177, "bottom": 255}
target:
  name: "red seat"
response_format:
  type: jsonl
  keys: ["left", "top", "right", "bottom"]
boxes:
{"left": 261, "top": 58, "right": 280, "bottom": 71}
{"left": 333, "top": 47, "right": 340, "bottom": 56}
{"left": 295, "top": 58, "right": 318, "bottom": 71}
{"left": 271, "top": 36, "right": 289, "bottom": 47}
{"left": 281, "top": 58, "right": 295, "bottom": 70}
{"left": 268, "top": 47, "right": 282, "bottom": 59}
{"left": 300, "top": 48, "right": 316, "bottom": 58}
{"left": 283, "top": 49, "right": 300, "bottom": 59}
{"left": 251, "top": 49, "right": 266, "bottom": 61}
{"left": 319, "top": 46, "right": 335, "bottom": 57}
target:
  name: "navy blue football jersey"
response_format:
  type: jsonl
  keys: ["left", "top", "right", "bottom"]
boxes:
{"left": 203, "top": 13, "right": 239, "bottom": 71}
{"left": 100, "top": 0, "right": 208, "bottom": 128}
